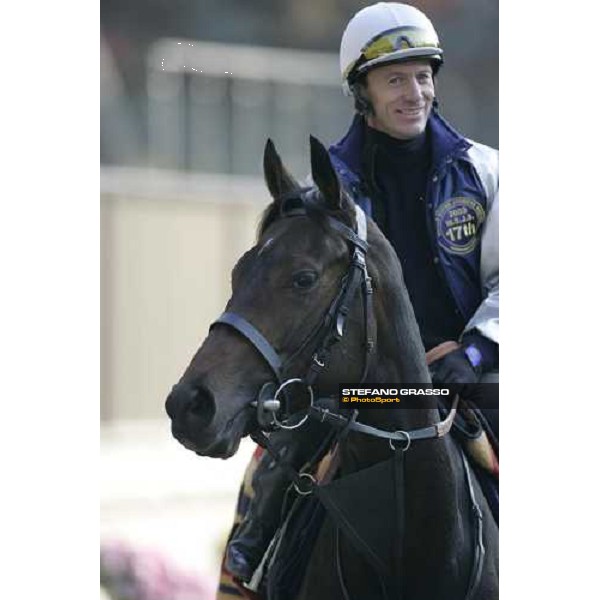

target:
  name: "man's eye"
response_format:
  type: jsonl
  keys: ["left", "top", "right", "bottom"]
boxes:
{"left": 292, "top": 270, "right": 318, "bottom": 289}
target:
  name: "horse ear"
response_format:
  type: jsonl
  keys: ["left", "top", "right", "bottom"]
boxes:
{"left": 310, "top": 135, "right": 342, "bottom": 211}
{"left": 263, "top": 138, "right": 299, "bottom": 200}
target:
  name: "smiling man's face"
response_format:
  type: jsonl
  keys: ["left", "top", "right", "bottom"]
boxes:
{"left": 364, "top": 60, "right": 435, "bottom": 139}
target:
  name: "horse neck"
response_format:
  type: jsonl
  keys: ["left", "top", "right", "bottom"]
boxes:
{"left": 337, "top": 241, "right": 475, "bottom": 591}
{"left": 361, "top": 244, "right": 439, "bottom": 432}
{"left": 338, "top": 300, "right": 441, "bottom": 473}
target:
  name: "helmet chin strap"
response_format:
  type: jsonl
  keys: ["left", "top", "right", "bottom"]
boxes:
{"left": 349, "top": 82, "right": 373, "bottom": 116}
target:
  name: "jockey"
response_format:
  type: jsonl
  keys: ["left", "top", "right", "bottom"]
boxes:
{"left": 221, "top": 3, "right": 498, "bottom": 593}
{"left": 331, "top": 1, "right": 499, "bottom": 420}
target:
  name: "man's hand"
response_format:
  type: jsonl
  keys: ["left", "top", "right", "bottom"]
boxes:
{"left": 430, "top": 346, "right": 480, "bottom": 386}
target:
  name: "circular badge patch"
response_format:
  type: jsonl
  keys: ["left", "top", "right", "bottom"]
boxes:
{"left": 435, "top": 196, "right": 486, "bottom": 255}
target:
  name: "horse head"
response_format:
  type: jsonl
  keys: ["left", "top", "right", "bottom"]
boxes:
{"left": 165, "top": 136, "right": 429, "bottom": 458}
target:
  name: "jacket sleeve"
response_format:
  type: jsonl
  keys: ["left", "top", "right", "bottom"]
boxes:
{"left": 463, "top": 142, "right": 499, "bottom": 344}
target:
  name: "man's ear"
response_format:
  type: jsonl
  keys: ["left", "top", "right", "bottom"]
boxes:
{"left": 309, "top": 135, "right": 343, "bottom": 211}
{"left": 263, "top": 138, "right": 299, "bottom": 200}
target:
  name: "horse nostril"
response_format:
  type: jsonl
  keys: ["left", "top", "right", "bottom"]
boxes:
{"left": 187, "top": 385, "right": 216, "bottom": 429}
{"left": 165, "top": 383, "right": 196, "bottom": 420}
{"left": 165, "top": 382, "right": 216, "bottom": 431}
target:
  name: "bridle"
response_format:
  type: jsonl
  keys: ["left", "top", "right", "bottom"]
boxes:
{"left": 211, "top": 186, "right": 377, "bottom": 430}
{"left": 210, "top": 186, "right": 457, "bottom": 444}
{"left": 210, "top": 187, "right": 485, "bottom": 600}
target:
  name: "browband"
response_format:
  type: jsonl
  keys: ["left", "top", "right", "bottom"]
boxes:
{"left": 275, "top": 186, "right": 369, "bottom": 253}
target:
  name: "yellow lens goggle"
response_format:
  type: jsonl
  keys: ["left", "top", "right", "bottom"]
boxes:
{"left": 363, "top": 26, "right": 439, "bottom": 60}
{"left": 345, "top": 26, "right": 442, "bottom": 82}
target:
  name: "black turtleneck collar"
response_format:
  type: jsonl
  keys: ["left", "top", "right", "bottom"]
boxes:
{"left": 361, "top": 124, "right": 431, "bottom": 201}
{"left": 365, "top": 125, "right": 429, "bottom": 163}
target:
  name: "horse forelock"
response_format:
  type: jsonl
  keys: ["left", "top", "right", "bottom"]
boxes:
{"left": 257, "top": 186, "right": 355, "bottom": 242}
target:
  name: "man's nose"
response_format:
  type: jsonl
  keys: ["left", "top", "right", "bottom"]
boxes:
{"left": 403, "top": 77, "right": 422, "bottom": 102}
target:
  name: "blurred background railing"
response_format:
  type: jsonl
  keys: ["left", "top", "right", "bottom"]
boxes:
{"left": 100, "top": 2, "right": 497, "bottom": 597}
{"left": 146, "top": 40, "right": 351, "bottom": 175}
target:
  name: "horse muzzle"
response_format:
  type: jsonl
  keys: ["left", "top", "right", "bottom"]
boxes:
{"left": 165, "top": 381, "right": 251, "bottom": 457}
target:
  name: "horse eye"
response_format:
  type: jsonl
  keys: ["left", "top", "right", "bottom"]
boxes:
{"left": 292, "top": 270, "right": 318, "bottom": 289}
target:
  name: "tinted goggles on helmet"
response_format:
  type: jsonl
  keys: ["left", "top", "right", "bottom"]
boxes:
{"left": 347, "top": 26, "right": 442, "bottom": 82}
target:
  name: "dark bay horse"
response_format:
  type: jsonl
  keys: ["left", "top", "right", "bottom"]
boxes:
{"left": 165, "top": 137, "right": 498, "bottom": 600}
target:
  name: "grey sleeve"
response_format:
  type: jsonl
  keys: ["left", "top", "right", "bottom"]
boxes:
{"left": 462, "top": 142, "right": 499, "bottom": 344}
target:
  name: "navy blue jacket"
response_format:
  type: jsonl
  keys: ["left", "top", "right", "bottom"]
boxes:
{"left": 328, "top": 110, "right": 499, "bottom": 346}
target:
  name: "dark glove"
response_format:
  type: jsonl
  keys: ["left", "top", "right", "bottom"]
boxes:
{"left": 430, "top": 346, "right": 480, "bottom": 386}
{"left": 430, "top": 333, "right": 498, "bottom": 405}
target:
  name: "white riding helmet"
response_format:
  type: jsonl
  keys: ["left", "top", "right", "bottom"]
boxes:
{"left": 340, "top": 2, "right": 443, "bottom": 95}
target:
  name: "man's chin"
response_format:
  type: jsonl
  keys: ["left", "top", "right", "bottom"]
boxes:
{"left": 369, "top": 116, "right": 427, "bottom": 141}
{"left": 391, "top": 119, "right": 427, "bottom": 140}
